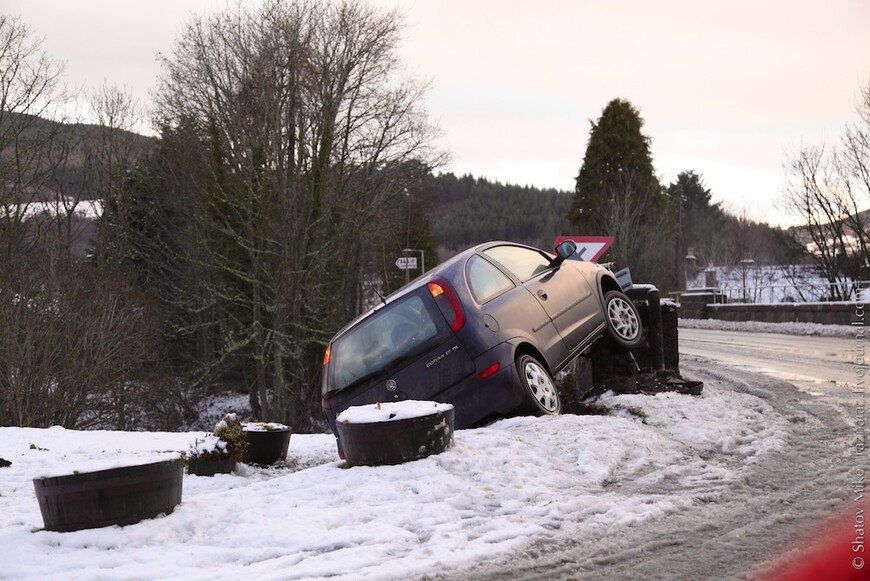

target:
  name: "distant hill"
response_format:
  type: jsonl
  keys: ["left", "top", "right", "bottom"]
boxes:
{"left": 0, "top": 112, "right": 156, "bottom": 201}
{"left": 1, "top": 112, "right": 156, "bottom": 257}
{"left": 5, "top": 115, "right": 803, "bottom": 270}
{"left": 3, "top": 113, "right": 575, "bottom": 258}
{"left": 416, "top": 172, "right": 573, "bottom": 256}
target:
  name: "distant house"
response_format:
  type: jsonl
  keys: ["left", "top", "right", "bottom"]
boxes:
{"left": 683, "top": 248, "right": 860, "bottom": 303}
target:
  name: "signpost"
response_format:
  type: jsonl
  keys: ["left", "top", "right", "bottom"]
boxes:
{"left": 395, "top": 256, "right": 417, "bottom": 270}
{"left": 398, "top": 249, "right": 425, "bottom": 283}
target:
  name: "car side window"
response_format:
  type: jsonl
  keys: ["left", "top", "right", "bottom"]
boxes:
{"left": 467, "top": 255, "right": 515, "bottom": 304}
{"left": 483, "top": 245, "right": 553, "bottom": 282}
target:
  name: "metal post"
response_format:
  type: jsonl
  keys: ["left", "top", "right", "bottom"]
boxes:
{"left": 647, "top": 288, "right": 665, "bottom": 372}
{"left": 403, "top": 248, "right": 425, "bottom": 275}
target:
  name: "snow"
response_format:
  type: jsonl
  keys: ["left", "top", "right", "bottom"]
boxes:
{"left": 337, "top": 400, "right": 454, "bottom": 424}
{"left": 679, "top": 316, "right": 857, "bottom": 338}
{"left": 243, "top": 421, "right": 290, "bottom": 432}
{"left": 189, "top": 434, "right": 227, "bottom": 457}
{"left": 0, "top": 378, "right": 789, "bottom": 580}
{"left": 684, "top": 262, "right": 868, "bottom": 303}
{"left": 18, "top": 199, "right": 102, "bottom": 220}
{"left": 34, "top": 452, "right": 183, "bottom": 480}
{"left": 184, "top": 391, "right": 251, "bottom": 431}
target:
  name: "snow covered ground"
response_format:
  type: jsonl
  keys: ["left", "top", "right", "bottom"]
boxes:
{"left": 678, "top": 316, "right": 857, "bottom": 338}
{"left": 0, "top": 378, "right": 789, "bottom": 581}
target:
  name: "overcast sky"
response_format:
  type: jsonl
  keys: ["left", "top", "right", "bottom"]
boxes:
{"left": 6, "top": 0, "right": 869, "bottom": 226}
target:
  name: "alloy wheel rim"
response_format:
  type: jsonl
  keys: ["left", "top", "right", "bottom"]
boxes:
{"left": 608, "top": 297, "right": 640, "bottom": 341}
{"left": 524, "top": 361, "right": 558, "bottom": 412}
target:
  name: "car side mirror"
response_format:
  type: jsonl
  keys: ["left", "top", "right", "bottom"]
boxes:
{"left": 556, "top": 240, "right": 577, "bottom": 259}
{"left": 550, "top": 240, "right": 577, "bottom": 268}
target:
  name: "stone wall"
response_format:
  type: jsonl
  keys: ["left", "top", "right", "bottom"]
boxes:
{"left": 703, "top": 301, "right": 858, "bottom": 325}
{"left": 679, "top": 289, "right": 727, "bottom": 319}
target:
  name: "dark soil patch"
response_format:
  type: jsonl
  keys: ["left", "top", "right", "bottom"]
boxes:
{"left": 590, "top": 371, "right": 702, "bottom": 398}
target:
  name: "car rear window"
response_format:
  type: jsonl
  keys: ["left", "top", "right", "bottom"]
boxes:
{"left": 330, "top": 293, "right": 444, "bottom": 391}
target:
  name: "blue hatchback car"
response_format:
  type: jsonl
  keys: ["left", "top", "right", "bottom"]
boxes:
{"left": 321, "top": 240, "right": 643, "bottom": 455}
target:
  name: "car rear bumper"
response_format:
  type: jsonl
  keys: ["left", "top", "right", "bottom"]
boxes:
{"left": 435, "top": 340, "right": 525, "bottom": 427}
{"left": 322, "top": 340, "right": 525, "bottom": 438}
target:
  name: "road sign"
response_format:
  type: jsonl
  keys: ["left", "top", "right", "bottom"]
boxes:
{"left": 553, "top": 236, "right": 614, "bottom": 263}
{"left": 395, "top": 256, "right": 418, "bottom": 270}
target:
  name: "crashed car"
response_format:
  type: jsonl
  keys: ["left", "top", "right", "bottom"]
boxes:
{"left": 321, "top": 240, "right": 643, "bottom": 455}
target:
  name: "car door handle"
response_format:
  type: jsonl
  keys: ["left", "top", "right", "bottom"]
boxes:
{"left": 537, "top": 290, "right": 548, "bottom": 300}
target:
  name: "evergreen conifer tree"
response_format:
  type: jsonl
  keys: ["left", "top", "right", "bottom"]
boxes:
{"left": 570, "top": 98, "right": 661, "bottom": 232}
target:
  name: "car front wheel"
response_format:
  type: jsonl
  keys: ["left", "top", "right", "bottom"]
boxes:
{"left": 603, "top": 290, "right": 643, "bottom": 351}
{"left": 516, "top": 354, "right": 561, "bottom": 416}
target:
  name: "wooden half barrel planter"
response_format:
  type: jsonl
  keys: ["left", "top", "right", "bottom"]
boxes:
{"left": 336, "top": 401, "right": 455, "bottom": 467}
{"left": 242, "top": 422, "right": 292, "bottom": 465}
{"left": 187, "top": 455, "right": 236, "bottom": 476}
{"left": 32, "top": 455, "right": 184, "bottom": 532}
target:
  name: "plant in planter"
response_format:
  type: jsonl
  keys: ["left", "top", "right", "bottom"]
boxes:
{"left": 187, "top": 413, "right": 247, "bottom": 476}
{"left": 241, "top": 421, "right": 292, "bottom": 465}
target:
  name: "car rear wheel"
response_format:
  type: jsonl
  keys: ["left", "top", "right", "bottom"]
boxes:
{"left": 516, "top": 354, "right": 561, "bottom": 416}
{"left": 603, "top": 290, "right": 643, "bottom": 351}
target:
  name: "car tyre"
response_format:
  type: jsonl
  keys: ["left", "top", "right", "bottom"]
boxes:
{"left": 603, "top": 290, "right": 643, "bottom": 351}
{"left": 516, "top": 354, "right": 561, "bottom": 416}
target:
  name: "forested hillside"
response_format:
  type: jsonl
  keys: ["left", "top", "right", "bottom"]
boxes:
{"left": 0, "top": 112, "right": 155, "bottom": 202}
{"left": 416, "top": 172, "right": 572, "bottom": 256}
{"left": 414, "top": 167, "right": 793, "bottom": 291}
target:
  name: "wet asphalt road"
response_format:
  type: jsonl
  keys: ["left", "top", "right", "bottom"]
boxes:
{"left": 426, "top": 329, "right": 864, "bottom": 581}
{"left": 679, "top": 328, "right": 857, "bottom": 404}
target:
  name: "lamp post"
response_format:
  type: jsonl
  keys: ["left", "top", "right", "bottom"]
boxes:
{"left": 403, "top": 247, "right": 425, "bottom": 284}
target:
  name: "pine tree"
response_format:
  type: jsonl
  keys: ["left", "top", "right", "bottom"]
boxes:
{"left": 569, "top": 98, "right": 671, "bottom": 283}
{"left": 667, "top": 170, "right": 726, "bottom": 267}
{"left": 570, "top": 98, "right": 661, "bottom": 233}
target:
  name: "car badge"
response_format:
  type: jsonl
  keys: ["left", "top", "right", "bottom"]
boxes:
{"left": 386, "top": 379, "right": 398, "bottom": 392}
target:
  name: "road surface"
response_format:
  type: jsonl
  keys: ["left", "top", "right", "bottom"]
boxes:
{"left": 432, "top": 328, "right": 863, "bottom": 580}
{"left": 679, "top": 327, "right": 857, "bottom": 401}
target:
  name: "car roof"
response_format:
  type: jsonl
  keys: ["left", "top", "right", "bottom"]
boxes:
{"left": 330, "top": 240, "right": 542, "bottom": 341}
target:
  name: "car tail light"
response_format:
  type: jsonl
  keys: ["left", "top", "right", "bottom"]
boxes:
{"left": 479, "top": 362, "right": 500, "bottom": 379}
{"left": 428, "top": 280, "right": 465, "bottom": 332}
{"left": 322, "top": 344, "right": 331, "bottom": 366}
{"left": 321, "top": 395, "right": 332, "bottom": 410}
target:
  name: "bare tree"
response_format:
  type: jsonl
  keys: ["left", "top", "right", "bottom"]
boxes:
{"left": 84, "top": 82, "right": 150, "bottom": 270}
{"left": 780, "top": 149, "right": 866, "bottom": 298}
{"left": 599, "top": 169, "right": 672, "bottom": 282}
{"left": 779, "top": 80, "right": 870, "bottom": 300}
{"left": 0, "top": 18, "right": 176, "bottom": 430}
{"left": 148, "top": 0, "right": 442, "bottom": 425}
{"left": 780, "top": 143, "right": 848, "bottom": 298}
{"left": 838, "top": 81, "right": 870, "bottom": 274}
{"left": 0, "top": 238, "right": 166, "bottom": 429}
{"left": 0, "top": 15, "right": 71, "bottom": 258}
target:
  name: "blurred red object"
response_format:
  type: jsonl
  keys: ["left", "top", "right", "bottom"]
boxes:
{"left": 753, "top": 510, "right": 865, "bottom": 581}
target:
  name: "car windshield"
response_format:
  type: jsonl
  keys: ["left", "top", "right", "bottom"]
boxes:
{"left": 330, "top": 293, "right": 442, "bottom": 391}
{"left": 483, "top": 245, "right": 554, "bottom": 282}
